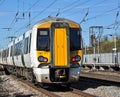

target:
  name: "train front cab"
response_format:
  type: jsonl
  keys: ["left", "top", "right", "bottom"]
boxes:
{"left": 33, "top": 19, "right": 82, "bottom": 84}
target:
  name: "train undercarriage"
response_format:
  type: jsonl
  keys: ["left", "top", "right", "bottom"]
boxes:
{"left": 2, "top": 64, "right": 80, "bottom": 87}
{"left": 3, "top": 65, "right": 35, "bottom": 82}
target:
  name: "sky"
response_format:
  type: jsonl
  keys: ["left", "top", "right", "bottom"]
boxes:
{"left": 0, "top": 0, "right": 120, "bottom": 48}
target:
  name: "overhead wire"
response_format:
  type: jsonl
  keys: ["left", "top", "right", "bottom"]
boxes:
{"left": 3, "top": 0, "right": 42, "bottom": 43}
{"left": 80, "top": 8, "right": 89, "bottom": 24}
{"left": 55, "top": 0, "right": 108, "bottom": 25}
{"left": 0, "top": 0, "right": 68, "bottom": 47}
{"left": 85, "top": 7, "right": 120, "bottom": 22}
{"left": 7, "top": 0, "right": 20, "bottom": 29}
{"left": 104, "top": 20, "right": 120, "bottom": 29}
{"left": 5, "top": 0, "right": 21, "bottom": 40}
{"left": 0, "top": 0, "right": 5, "bottom": 6}
{"left": 62, "top": 2, "right": 116, "bottom": 18}
{"left": 79, "top": 0, "right": 120, "bottom": 24}
{"left": 79, "top": 0, "right": 108, "bottom": 24}
{"left": 8, "top": 0, "right": 116, "bottom": 36}
{"left": 49, "top": 0, "right": 81, "bottom": 17}
{"left": 2, "top": 0, "right": 119, "bottom": 45}
{"left": 8, "top": 0, "right": 40, "bottom": 28}
{"left": 7, "top": 0, "right": 42, "bottom": 37}
{"left": 57, "top": 0, "right": 108, "bottom": 24}
{"left": 31, "top": 0, "right": 57, "bottom": 22}
{"left": 114, "top": 11, "right": 119, "bottom": 30}
{"left": 60, "top": 0, "right": 91, "bottom": 14}
{"left": 12, "top": 0, "right": 57, "bottom": 35}
{"left": 27, "top": 0, "right": 40, "bottom": 11}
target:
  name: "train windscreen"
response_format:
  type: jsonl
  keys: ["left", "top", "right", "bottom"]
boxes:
{"left": 37, "top": 28, "right": 50, "bottom": 51}
{"left": 70, "top": 28, "right": 81, "bottom": 51}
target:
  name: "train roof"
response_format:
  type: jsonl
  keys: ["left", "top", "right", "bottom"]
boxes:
{"left": 34, "top": 17, "right": 80, "bottom": 28}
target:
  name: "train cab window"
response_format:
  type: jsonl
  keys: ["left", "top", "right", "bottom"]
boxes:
{"left": 37, "top": 28, "right": 50, "bottom": 51}
{"left": 70, "top": 28, "right": 81, "bottom": 51}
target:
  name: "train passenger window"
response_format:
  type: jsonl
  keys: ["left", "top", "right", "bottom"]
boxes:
{"left": 0, "top": 52, "right": 2, "bottom": 59}
{"left": 24, "top": 37, "right": 29, "bottom": 54}
{"left": 6, "top": 48, "right": 9, "bottom": 57}
{"left": 2, "top": 50, "right": 7, "bottom": 58}
{"left": 14, "top": 41, "right": 22, "bottom": 56}
{"left": 2, "top": 51, "right": 4, "bottom": 58}
{"left": 70, "top": 28, "right": 81, "bottom": 51}
{"left": 18, "top": 42, "right": 22, "bottom": 55}
{"left": 37, "top": 28, "right": 50, "bottom": 51}
{"left": 0, "top": 52, "right": 1, "bottom": 58}
{"left": 0, "top": 51, "right": 2, "bottom": 58}
{"left": 29, "top": 33, "right": 32, "bottom": 53}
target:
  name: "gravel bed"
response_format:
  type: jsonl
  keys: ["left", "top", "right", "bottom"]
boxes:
{"left": 84, "top": 86, "right": 120, "bottom": 97}
{"left": 0, "top": 75, "right": 120, "bottom": 97}
{"left": 80, "top": 70, "right": 120, "bottom": 97}
{"left": 0, "top": 75, "right": 48, "bottom": 97}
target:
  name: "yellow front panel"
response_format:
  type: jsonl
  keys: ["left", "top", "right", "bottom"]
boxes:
{"left": 54, "top": 28, "right": 67, "bottom": 66}
{"left": 37, "top": 22, "right": 51, "bottom": 28}
{"left": 36, "top": 51, "right": 50, "bottom": 64}
{"left": 70, "top": 50, "right": 82, "bottom": 64}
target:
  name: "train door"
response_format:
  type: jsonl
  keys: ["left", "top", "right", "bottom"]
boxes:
{"left": 51, "top": 23, "right": 69, "bottom": 67}
{"left": 23, "top": 32, "right": 31, "bottom": 68}
{"left": 11, "top": 41, "right": 15, "bottom": 66}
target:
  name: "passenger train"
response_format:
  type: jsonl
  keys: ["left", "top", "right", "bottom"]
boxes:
{"left": 0, "top": 17, "right": 83, "bottom": 85}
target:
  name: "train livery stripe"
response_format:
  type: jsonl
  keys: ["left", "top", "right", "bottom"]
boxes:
{"left": 54, "top": 28, "right": 67, "bottom": 67}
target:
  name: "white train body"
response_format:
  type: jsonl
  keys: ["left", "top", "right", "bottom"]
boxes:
{"left": 0, "top": 17, "right": 83, "bottom": 84}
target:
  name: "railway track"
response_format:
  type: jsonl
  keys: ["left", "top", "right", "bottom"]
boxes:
{"left": 0, "top": 74, "right": 98, "bottom": 97}
{"left": 2, "top": 67, "right": 119, "bottom": 97}
{"left": 79, "top": 76, "right": 120, "bottom": 87}
{"left": 80, "top": 71, "right": 120, "bottom": 86}
{"left": 46, "top": 84, "right": 98, "bottom": 97}
{"left": 15, "top": 75, "right": 99, "bottom": 97}
{"left": 10, "top": 75, "right": 59, "bottom": 97}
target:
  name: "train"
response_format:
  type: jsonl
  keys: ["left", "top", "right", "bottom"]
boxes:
{"left": 0, "top": 17, "right": 83, "bottom": 85}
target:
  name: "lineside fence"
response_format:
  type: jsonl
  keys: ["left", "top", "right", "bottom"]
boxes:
{"left": 82, "top": 52, "right": 120, "bottom": 70}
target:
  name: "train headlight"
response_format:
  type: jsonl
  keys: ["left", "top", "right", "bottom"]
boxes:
{"left": 71, "top": 57, "right": 76, "bottom": 62}
{"left": 71, "top": 55, "right": 81, "bottom": 62}
{"left": 75, "top": 55, "right": 81, "bottom": 61}
{"left": 38, "top": 56, "right": 48, "bottom": 62}
{"left": 38, "top": 56, "right": 44, "bottom": 62}
{"left": 43, "top": 58, "right": 48, "bottom": 62}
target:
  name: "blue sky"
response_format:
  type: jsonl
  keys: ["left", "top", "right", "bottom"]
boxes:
{"left": 0, "top": 0, "right": 120, "bottom": 48}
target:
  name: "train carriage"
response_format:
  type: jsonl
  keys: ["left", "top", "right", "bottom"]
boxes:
{"left": 0, "top": 17, "right": 83, "bottom": 85}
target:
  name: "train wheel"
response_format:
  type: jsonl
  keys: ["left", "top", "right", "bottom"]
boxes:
{"left": 4, "top": 67, "right": 10, "bottom": 75}
{"left": 27, "top": 71, "right": 34, "bottom": 82}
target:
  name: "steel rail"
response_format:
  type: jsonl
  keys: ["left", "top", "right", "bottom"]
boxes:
{"left": 80, "top": 71, "right": 120, "bottom": 84}
{"left": 11, "top": 75, "right": 60, "bottom": 97}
